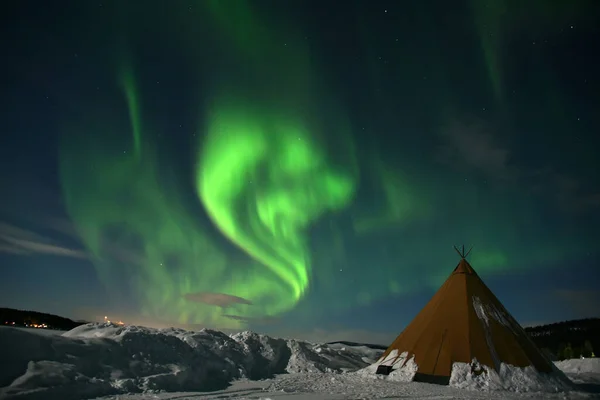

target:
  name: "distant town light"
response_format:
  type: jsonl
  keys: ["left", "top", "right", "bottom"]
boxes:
{"left": 103, "top": 315, "right": 125, "bottom": 326}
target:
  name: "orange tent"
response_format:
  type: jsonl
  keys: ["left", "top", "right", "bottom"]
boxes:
{"left": 375, "top": 246, "right": 553, "bottom": 385}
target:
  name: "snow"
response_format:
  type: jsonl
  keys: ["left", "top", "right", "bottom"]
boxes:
{"left": 557, "top": 359, "right": 600, "bottom": 375}
{"left": 10, "top": 327, "right": 66, "bottom": 337}
{"left": 555, "top": 359, "right": 600, "bottom": 386}
{"left": 472, "top": 295, "right": 515, "bottom": 332}
{"left": 1, "top": 324, "right": 599, "bottom": 400}
{"left": 449, "top": 359, "right": 573, "bottom": 392}
{"left": 357, "top": 349, "right": 419, "bottom": 382}
{"left": 325, "top": 342, "right": 382, "bottom": 365}
{"left": 472, "top": 296, "right": 503, "bottom": 371}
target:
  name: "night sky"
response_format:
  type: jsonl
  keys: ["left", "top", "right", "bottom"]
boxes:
{"left": 1, "top": 0, "right": 599, "bottom": 344}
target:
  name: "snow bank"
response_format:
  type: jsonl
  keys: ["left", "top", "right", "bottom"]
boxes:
{"left": 556, "top": 359, "right": 600, "bottom": 375}
{"left": 326, "top": 343, "right": 383, "bottom": 364}
{"left": 555, "top": 358, "right": 600, "bottom": 386}
{"left": 0, "top": 323, "right": 370, "bottom": 399}
{"left": 450, "top": 359, "right": 573, "bottom": 392}
{"left": 356, "top": 350, "right": 418, "bottom": 382}
{"left": 2, "top": 324, "right": 598, "bottom": 399}
{"left": 359, "top": 351, "right": 581, "bottom": 393}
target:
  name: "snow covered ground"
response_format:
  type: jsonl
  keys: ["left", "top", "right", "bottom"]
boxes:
{"left": 1, "top": 324, "right": 599, "bottom": 400}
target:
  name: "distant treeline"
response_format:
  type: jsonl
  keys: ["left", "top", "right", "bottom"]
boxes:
{"left": 525, "top": 318, "right": 599, "bottom": 360}
{"left": 0, "top": 307, "right": 89, "bottom": 331}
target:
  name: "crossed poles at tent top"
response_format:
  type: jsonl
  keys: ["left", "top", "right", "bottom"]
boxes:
{"left": 454, "top": 245, "right": 473, "bottom": 259}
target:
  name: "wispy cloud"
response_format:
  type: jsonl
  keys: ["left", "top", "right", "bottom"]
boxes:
{"left": 437, "top": 118, "right": 600, "bottom": 214}
{"left": 526, "top": 168, "right": 600, "bottom": 215}
{"left": 555, "top": 289, "right": 600, "bottom": 319}
{"left": 553, "top": 174, "right": 600, "bottom": 214}
{"left": 437, "top": 119, "right": 516, "bottom": 181}
{"left": 0, "top": 222, "right": 88, "bottom": 259}
{"left": 0, "top": 217, "right": 149, "bottom": 266}
{"left": 0, "top": 243, "right": 30, "bottom": 254}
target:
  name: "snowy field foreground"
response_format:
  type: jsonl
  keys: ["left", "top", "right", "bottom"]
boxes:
{"left": 1, "top": 324, "right": 599, "bottom": 400}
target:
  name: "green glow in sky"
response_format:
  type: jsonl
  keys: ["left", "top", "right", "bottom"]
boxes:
{"left": 59, "top": 69, "right": 274, "bottom": 329}
{"left": 353, "top": 158, "right": 431, "bottom": 235}
{"left": 58, "top": 1, "right": 357, "bottom": 327}
{"left": 470, "top": 0, "right": 588, "bottom": 106}
{"left": 55, "top": 1, "right": 594, "bottom": 329}
{"left": 119, "top": 62, "right": 142, "bottom": 160}
{"left": 197, "top": 96, "right": 356, "bottom": 303}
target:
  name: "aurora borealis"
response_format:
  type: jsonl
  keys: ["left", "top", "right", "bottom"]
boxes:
{"left": 1, "top": 0, "right": 599, "bottom": 342}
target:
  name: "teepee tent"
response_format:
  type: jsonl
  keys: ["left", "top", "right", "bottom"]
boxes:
{"left": 375, "top": 246, "right": 554, "bottom": 385}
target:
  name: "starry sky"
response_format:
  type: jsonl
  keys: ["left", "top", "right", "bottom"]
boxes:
{"left": 1, "top": 0, "right": 599, "bottom": 345}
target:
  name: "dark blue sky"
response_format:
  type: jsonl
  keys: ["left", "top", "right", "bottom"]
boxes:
{"left": 1, "top": 0, "right": 599, "bottom": 344}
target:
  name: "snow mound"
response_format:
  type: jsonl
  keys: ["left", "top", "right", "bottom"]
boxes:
{"left": 356, "top": 350, "right": 418, "bottom": 382}
{"left": 556, "top": 359, "right": 600, "bottom": 375}
{"left": 326, "top": 343, "right": 383, "bottom": 364}
{"left": 359, "top": 350, "right": 578, "bottom": 393}
{"left": 285, "top": 340, "right": 373, "bottom": 373}
{"left": 2, "top": 324, "right": 598, "bottom": 399}
{"left": 555, "top": 358, "right": 600, "bottom": 386}
{"left": 0, "top": 324, "right": 371, "bottom": 399}
{"left": 450, "top": 359, "right": 573, "bottom": 392}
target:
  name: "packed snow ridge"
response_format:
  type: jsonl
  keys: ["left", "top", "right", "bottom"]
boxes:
{"left": 0, "top": 323, "right": 377, "bottom": 399}
{"left": 364, "top": 349, "right": 575, "bottom": 393}
{"left": 1, "top": 323, "right": 598, "bottom": 399}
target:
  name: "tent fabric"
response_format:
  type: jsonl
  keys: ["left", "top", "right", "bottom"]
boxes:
{"left": 377, "top": 257, "right": 554, "bottom": 383}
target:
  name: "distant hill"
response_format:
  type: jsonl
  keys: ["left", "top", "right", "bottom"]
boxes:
{"left": 524, "top": 318, "right": 599, "bottom": 360}
{"left": 0, "top": 307, "right": 88, "bottom": 331}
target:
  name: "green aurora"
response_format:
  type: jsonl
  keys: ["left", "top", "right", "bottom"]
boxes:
{"left": 55, "top": 1, "right": 595, "bottom": 329}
